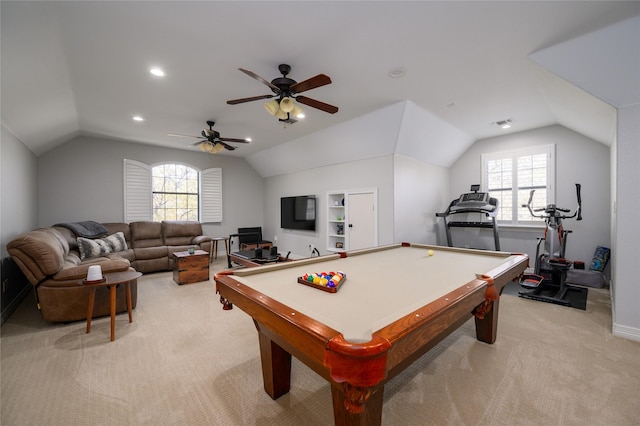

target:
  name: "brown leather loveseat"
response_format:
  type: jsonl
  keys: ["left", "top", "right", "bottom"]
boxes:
{"left": 7, "top": 221, "right": 213, "bottom": 322}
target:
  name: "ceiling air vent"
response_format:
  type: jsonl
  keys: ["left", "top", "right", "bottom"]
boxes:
{"left": 491, "top": 118, "right": 515, "bottom": 128}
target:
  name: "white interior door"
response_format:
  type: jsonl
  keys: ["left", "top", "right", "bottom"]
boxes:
{"left": 348, "top": 192, "right": 377, "bottom": 250}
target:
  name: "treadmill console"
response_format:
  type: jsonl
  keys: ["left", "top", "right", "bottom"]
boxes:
{"left": 459, "top": 192, "right": 490, "bottom": 204}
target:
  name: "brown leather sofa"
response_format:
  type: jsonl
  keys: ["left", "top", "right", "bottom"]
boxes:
{"left": 7, "top": 221, "right": 213, "bottom": 322}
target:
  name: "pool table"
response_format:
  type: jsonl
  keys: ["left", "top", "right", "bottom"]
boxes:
{"left": 214, "top": 243, "right": 528, "bottom": 425}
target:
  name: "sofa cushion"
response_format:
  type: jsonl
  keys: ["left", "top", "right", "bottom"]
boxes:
{"left": 106, "top": 248, "right": 135, "bottom": 263}
{"left": 7, "top": 230, "right": 66, "bottom": 277}
{"left": 133, "top": 246, "right": 168, "bottom": 260}
{"left": 130, "top": 221, "right": 163, "bottom": 249}
{"left": 52, "top": 258, "right": 131, "bottom": 281}
{"left": 102, "top": 223, "right": 132, "bottom": 247}
{"left": 77, "top": 232, "right": 128, "bottom": 260}
{"left": 162, "top": 221, "right": 203, "bottom": 246}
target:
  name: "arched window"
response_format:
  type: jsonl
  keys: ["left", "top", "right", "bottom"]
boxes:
{"left": 152, "top": 163, "right": 199, "bottom": 221}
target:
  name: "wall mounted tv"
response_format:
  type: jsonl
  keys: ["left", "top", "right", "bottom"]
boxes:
{"left": 281, "top": 195, "right": 316, "bottom": 231}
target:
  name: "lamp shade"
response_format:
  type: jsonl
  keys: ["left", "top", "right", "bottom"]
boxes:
{"left": 264, "top": 99, "right": 279, "bottom": 116}
{"left": 291, "top": 105, "right": 304, "bottom": 118}
{"left": 279, "top": 97, "right": 294, "bottom": 113}
{"left": 275, "top": 108, "right": 288, "bottom": 120}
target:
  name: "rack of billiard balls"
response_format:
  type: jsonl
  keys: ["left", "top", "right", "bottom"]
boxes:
{"left": 297, "top": 271, "right": 346, "bottom": 293}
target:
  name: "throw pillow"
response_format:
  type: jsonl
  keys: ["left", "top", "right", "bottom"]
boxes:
{"left": 104, "top": 231, "right": 128, "bottom": 252}
{"left": 77, "top": 232, "right": 128, "bottom": 260}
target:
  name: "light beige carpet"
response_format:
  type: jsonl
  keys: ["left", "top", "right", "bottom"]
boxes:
{"left": 2, "top": 259, "right": 639, "bottom": 425}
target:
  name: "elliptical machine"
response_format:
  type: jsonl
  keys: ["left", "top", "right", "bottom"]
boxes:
{"left": 519, "top": 183, "right": 582, "bottom": 306}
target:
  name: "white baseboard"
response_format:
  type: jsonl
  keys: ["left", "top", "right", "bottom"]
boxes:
{"left": 609, "top": 280, "right": 640, "bottom": 342}
{"left": 612, "top": 323, "right": 640, "bottom": 342}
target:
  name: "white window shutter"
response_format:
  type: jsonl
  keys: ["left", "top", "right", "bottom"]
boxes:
{"left": 201, "top": 167, "right": 223, "bottom": 223}
{"left": 123, "top": 159, "right": 152, "bottom": 222}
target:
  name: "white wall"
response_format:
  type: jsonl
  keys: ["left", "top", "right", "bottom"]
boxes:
{"left": 612, "top": 104, "right": 640, "bottom": 340}
{"left": 247, "top": 102, "right": 405, "bottom": 178}
{"left": 395, "top": 101, "right": 474, "bottom": 168}
{"left": 37, "top": 135, "right": 265, "bottom": 240}
{"left": 1, "top": 125, "right": 39, "bottom": 258}
{"left": 448, "top": 125, "right": 611, "bottom": 267}
{"left": 263, "top": 155, "right": 395, "bottom": 258}
{"left": 393, "top": 154, "right": 450, "bottom": 245}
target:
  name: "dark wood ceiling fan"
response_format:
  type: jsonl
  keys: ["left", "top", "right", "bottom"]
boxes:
{"left": 168, "top": 121, "right": 249, "bottom": 152}
{"left": 227, "top": 64, "right": 339, "bottom": 117}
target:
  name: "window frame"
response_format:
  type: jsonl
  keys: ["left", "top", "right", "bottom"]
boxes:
{"left": 481, "top": 144, "right": 555, "bottom": 227}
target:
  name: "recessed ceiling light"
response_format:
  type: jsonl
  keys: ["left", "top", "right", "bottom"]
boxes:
{"left": 149, "top": 67, "right": 165, "bottom": 77}
{"left": 245, "top": 138, "right": 252, "bottom": 142}
{"left": 132, "top": 116, "right": 144, "bottom": 122}
{"left": 388, "top": 67, "right": 407, "bottom": 78}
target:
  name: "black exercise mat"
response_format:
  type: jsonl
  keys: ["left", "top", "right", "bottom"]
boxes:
{"left": 502, "top": 281, "right": 588, "bottom": 310}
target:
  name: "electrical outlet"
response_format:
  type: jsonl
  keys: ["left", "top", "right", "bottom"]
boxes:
{"left": 274, "top": 235, "right": 278, "bottom": 243}
{"left": 309, "top": 244, "right": 314, "bottom": 252}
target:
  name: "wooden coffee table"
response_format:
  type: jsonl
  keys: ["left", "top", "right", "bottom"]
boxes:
{"left": 172, "top": 250, "right": 210, "bottom": 284}
{"left": 85, "top": 270, "right": 142, "bottom": 342}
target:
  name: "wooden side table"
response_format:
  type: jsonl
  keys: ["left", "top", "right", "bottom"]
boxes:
{"left": 172, "top": 250, "right": 209, "bottom": 285}
{"left": 85, "top": 270, "right": 142, "bottom": 342}
{"left": 210, "top": 237, "right": 229, "bottom": 262}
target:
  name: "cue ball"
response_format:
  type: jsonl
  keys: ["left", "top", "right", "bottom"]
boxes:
{"left": 428, "top": 250, "right": 434, "bottom": 256}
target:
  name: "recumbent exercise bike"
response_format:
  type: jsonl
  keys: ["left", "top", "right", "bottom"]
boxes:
{"left": 519, "top": 183, "right": 582, "bottom": 306}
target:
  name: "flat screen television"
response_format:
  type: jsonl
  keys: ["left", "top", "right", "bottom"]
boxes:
{"left": 281, "top": 195, "right": 316, "bottom": 231}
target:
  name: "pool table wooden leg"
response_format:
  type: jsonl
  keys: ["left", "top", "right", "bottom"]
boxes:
{"left": 257, "top": 327, "right": 292, "bottom": 399}
{"left": 475, "top": 297, "right": 500, "bottom": 344}
{"left": 331, "top": 382, "right": 384, "bottom": 426}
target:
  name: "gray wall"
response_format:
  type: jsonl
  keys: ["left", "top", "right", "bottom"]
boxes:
{"left": 37, "top": 135, "right": 265, "bottom": 241}
{"left": 1, "top": 125, "right": 38, "bottom": 259}
{"left": 448, "top": 125, "right": 611, "bottom": 269}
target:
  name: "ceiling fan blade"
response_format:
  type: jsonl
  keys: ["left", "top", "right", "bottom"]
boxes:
{"left": 227, "top": 94, "right": 275, "bottom": 105}
{"left": 239, "top": 68, "right": 281, "bottom": 92}
{"left": 290, "top": 74, "right": 332, "bottom": 94}
{"left": 168, "top": 133, "right": 202, "bottom": 139}
{"left": 295, "top": 96, "right": 339, "bottom": 114}
{"left": 219, "top": 141, "right": 236, "bottom": 151}
{"left": 189, "top": 140, "right": 208, "bottom": 147}
{"left": 219, "top": 137, "right": 250, "bottom": 144}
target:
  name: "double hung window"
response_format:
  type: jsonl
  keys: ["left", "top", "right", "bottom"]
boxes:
{"left": 481, "top": 145, "right": 554, "bottom": 225}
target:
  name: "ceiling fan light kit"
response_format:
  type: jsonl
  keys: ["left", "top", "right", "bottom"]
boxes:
{"left": 200, "top": 143, "right": 225, "bottom": 154}
{"left": 264, "top": 97, "right": 306, "bottom": 124}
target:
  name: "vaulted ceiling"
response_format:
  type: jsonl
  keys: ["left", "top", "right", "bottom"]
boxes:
{"left": 2, "top": 1, "right": 638, "bottom": 158}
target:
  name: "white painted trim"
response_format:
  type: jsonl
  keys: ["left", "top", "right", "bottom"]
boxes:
{"left": 612, "top": 323, "right": 640, "bottom": 342}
